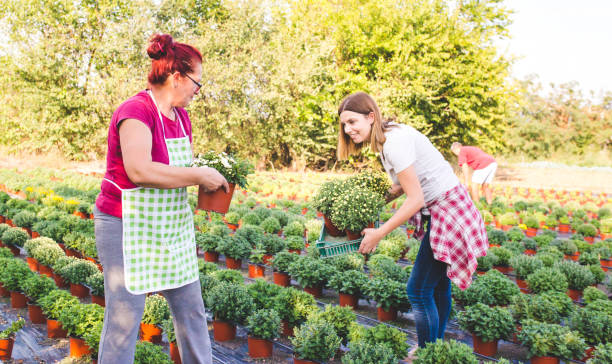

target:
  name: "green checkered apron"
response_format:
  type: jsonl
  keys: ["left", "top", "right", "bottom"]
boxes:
{"left": 104, "top": 90, "right": 198, "bottom": 294}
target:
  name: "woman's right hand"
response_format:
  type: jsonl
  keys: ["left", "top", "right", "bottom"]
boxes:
{"left": 197, "top": 167, "right": 229, "bottom": 192}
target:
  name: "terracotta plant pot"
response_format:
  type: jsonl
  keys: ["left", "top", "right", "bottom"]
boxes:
{"left": 225, "top": 257, "right": 242, "bottom": 270}
{"left": 273, "top": 271, "right": 290, "bottom": 287}
{"left": 323, "top": 215, "right": 344, "bottom": 237}
{"left": 170, "top": 341, "right": 182, "bottom": 364}
{"left": 0, "top": 337, "right": 14, "bottom": 361}
{"left": 524, "top": 249, "right": 536, "bottom": 256}
{"left": 140, "top": 323, "right": 162, "bottom": 344}
{"left": 225, "top": 222, "right": 238, "bottom": 231}
{"left": 281, "top": 320, "right": 294, "bottom": 337}
{"left": 339, "top": 293, "right": 359, "bottom": 309}
{"left": 28, "top": 303, "right": 46, "bottom": 324}
{"left": 32, "top": 231, "right": 40, "bottom": 238}
{"left": 204, "top": 251, "right": 219, "bottom": 263}
{"left": 0, "top": 283, "right": 9, "bottom": 297}
{"left": 262, "top": 254, "right": 273, "bottom": 265}
{"left": 303, "top": 285, "right": 322, "bottom": 298}
{"left": 91, "top": 294, "right": 105, "bottom": 307}
{"left": 70, "top": 283, "right": 89, "bottom": 298}
{"left": 8, "top": 245, "right": 20, "bottom": 256}
{"left": 493, "top": 265, "right": 512, "bottom": 274}
{"left": 248, "top": 336, "right": 273, "bottom": 358}
{"left": 377, "top": 307, "right": 398, "bottom": 322}
{"left": 530, "top": 356, "right": 560, "bottom": 364}
{"left": 54, "top": 273, "right": 68, "bottom": 288}
{"left": 346, "top": 229, "right": 361, "bottom": 240}
{"left": 584, "top": 236, "right": 594, "bottom": 244}
{"left": 248, "top": 264, "right": 265, "bottom": 278}
{"left": 26, "top": 257, "right": 39, "bottom": 272}
{"left": 47, "top": 319, "right": 68, "bottom": 338}
{"left": 197, "top": 183, "right": 236, "bottom": 214}
{"left": 582, "top": 346, "right": 595, "bottom": 362}
{"left": 212, "top": 320, "right": 236, "bottom": 342}
{"left": 472, "top": 334, "right": 498, "bottom": 356}
{"left": 516, "top": 279, "right": 529, "bottom": 293}
{"left": 39, "top": 264, "right": 53, "bottom": 278}
{"left": 288, "top": 249, "right": 301, "bottom": 255}
{"left": 525, "top": 228, "right": 538, "bottom": 237}
{"left": 501, "top": 225, "right": 512, "bottom": 231}
{"left": 10, "top": 291, "right": 27, "bottom": 309}
{"left": 69, "top": 336, "right": 92, "bottom": 357}
{"left": 558, "top": 224, "right": 570, "bottom": 233}
{"left": 293, "top": 356, "right": 318, "bottom": 364}
{"left": 566, "top": 289, "right": 582, "bottom": 301}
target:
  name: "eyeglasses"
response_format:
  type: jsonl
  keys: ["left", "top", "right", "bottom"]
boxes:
{"left": 183, "top": 73, "right": 202, "bottom": 90}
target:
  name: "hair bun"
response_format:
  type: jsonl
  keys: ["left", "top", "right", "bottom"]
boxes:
{"left": 147, "top": 34, "right": 174, "bottom": 60}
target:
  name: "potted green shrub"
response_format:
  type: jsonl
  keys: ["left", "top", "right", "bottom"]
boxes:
{"left": 558, "top": 215, "right": 571, "bottom": 233}
{"left": 499, "top": 212, "right": 518, "bottom": 230}
{"left": 286, "top": 236, "right": 305, "bottom": 253}
{"left": 192, "top": 151, "right": 254, "bottom": 214}
{"left": 247, "top": 279, "right": 283, "bottom": 310}
{"left": 261, "top": 234, "right": 286, "bottom": 263}
{"left": 554, "top": 260, "right": 594, "bottom": 300}
{"left": 217, "top": 235, "right": 251, "bottom": 269}
{"left": 195, "top": 231, "right": 220, "bottom": 262}
{"left": 56, "top": 258, "right": 99, "bottom": 298}
{"left": 364, "top": 277, "right": 410, "bottom": 321}
{"left": 457, "top": 303, "right": 514, "bottom": 356}
{"left": 348, "top": 322, "right": 408, "bottom": 359}
{"left": 569, "top": 307, "right": 612, "bottom": 360}
{"left": 242, "top": 212, "right": 262, "bottom": 226}
{"left": 308, "top": 304, "right": 356, "bottom": 346}
{"left": 22, "top": 274, "right": 56, "bottom": 324}
{"left": 518, "top": 319, "right": 586, "bottom": 364}
{"left": 510, "top": 255, "right": 543, "bottom": 292}
{"left": 247, "top": 245, "right": 266, "bottom": 278}
{"left": 329, "top": 252, "right": 365, "bottom": 272}
{"left": 272, "top": 287, "right": 317, "bottom": 336}
{"left": 271, "top": 251, "right": 299, "bottom": 287}
{"left": 523, "top": 238, "right": 537, "bottom": 255}
{"left": 558, "top": 239, "right": 578, "bottom": 260}
{"left": 458, "top": 269, "right": 520, "bottom": 307}
{"left": 578, "top": 223, "right": 598, "bottom": 243}
{"left": 346, "top": 171, "right": 391, "bottom": 198}
{"left": 57, "top": 303, "right": 105, "bottom": 358}
{"left": 1, "top": 227, "right": 30, "bottom": 255}
{"left": 487, "top": 228, "right": 507, "bottom": 246}
{"left": 38, "top": 290, "right": 79, "bottom": 338}
{"left": 342, "top": 342, "right": 397, "bottom": 364}
{"left": 51, "top": 256, "right": 79, "bottom": 287}
{"left": 83, "top": 320, "right": 103, "bottom": 363}
{"left": 284, "top": 221, "right": 306, "bottom": 238}
{"left": 526, "top": 267, "right": 568, "bottom": 294}
{"left": 86, "top": 272, "right": 105, "bottom": 306}
{"left": 524, "top": 215, "right": 539, "bottom": 237}
{"left": 489, "top": 246, "right": 513, "bottom": 273}
{"left": 367, "top": 254, "right": 409, "bottom": 282}
{"left": 12, "top": 210, "right": 37, "bottom": 235}
{"left": 246, "top": 309, "right": 281, "bottom": 358}
{"left": 587, "top": 343, "right": 612, "bottom": 364}
{"left": 330, "top": 187, "right": 384, "bottom": 239}
{"left": 211, "top": 269, "right": 244, "bottom": 285}
{"left": 205, "top": 282, "right": 255, "bottom": 341}
{"left": 161, "top": 317, "right": 180, "bottom": 363}
{"left": 134, "top": 341, "right": 173, "bottom": 364}
{"left": 140, "top": 294, "right": 170, "bottom": 344}
{"left": 476, "top": 253, "right": 497, "bottom": 274}
{"left": 288, "top": 256, "right": 336, "bottom": 298}
{"left": 312, "top": 179, "right": 345, "bottom": 237}
{"left": 0, "top": 259, "right": 32, "bottom": 308}
{"left": 33, "top": 240, "right": 65, "bottom": 277}
{"left": 327, "top": 269, "right": 368, "bottom": 309}
{"left": 224, "top": 211, "right": 240, "bottom": 231}
{"left": 413, "top": 339, "right": 478, "bottom": 364}
{"left": 291, "top": 320, "right": 341, "bottom": 364}
{"left": 260, "top": 216, "right": 281, "bottom": 235}
{"left": 0, "top": 318, "right": 25, "bottom": 361}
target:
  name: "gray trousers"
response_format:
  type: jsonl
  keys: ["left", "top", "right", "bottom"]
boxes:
{"left": 94, "top": 206, "right": 212, "bottom": 364}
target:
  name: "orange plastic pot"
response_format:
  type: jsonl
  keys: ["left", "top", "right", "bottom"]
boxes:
{"left": 197, "top": 183, "right": 236, "bottom": 214}
{"left": 31, "top": 231, "right": 40, "bottom": 238}
{"left": 567, "top": 289, "right": 582, "bottom": 301}
{"left": 516, "top": 279, "right": 529, "bottom": 293}
{"left": 39, "top": 264, "right": 53, "bottom": 278}
{"left": 501, "top": 225, "right": 512, "bottom": 231}
{"left": 212, "top": 320, "right": 236, "bottom": 342}
{"left": 248, "top": 336, "right": 273, "bottom": 358}
{"left": 288, "top": 249, "right": 301, "bottom": 255}
{"left": 28, "top": 303, "right": 46, "bottom": 324}
{"left": 524, "top": 249, "right": 536, "bottom": 256}
{"left": 303, "top": 285, "right": 322, "bottom": 298}
{"left": 170, "top": 341, "right": 182, "bottom": 364}
{"left": 530, "top": 356, "right": 559, "bottom": 364}
{"left": 225, "top": 257, "right": 242, "bottom": 270}
{"left": 273, "top": 271, "right": 290, "bottom": 287}
{"left": 493, "top": 265, "right": 512, "bottom": 274}
{"left": 339, "top": 293, "right": 358, "bottom": 309}
{"left": 558, "top": 224, "right": 570, "bottom": 233}
{"left": 377, "top": 307, "right": 398, "bottom": 322}
{"left": 27, "top": 257, "right": 39, "bottom": 272}
{"left": 346, "top": 229, "right": 361, "bottom": 240}
{"left": 8, "top": 245, "right": 20, "bottom": 256}
{"left": 54, "top": 273, "right": 68, "bottom": 288}
{"left": 281, "top": 320, "right": 294, "bottom": 337}
{"left": 525, "top": 228, "right": 538, "bottom": 237}
{"left": 248, "top": 264, "right": 265, "bottom": 278}
{"left": 262, "top": 254, "right": 273, "bottom": 266}
{"left": 472, "top": 335, "right": 498, "bottom": 356}
{"left": 0, "top": 283, "right": 10, "bottom": 297}
{"left": 323, "top": 215, "right": 343, "bottom": 237}
{"left": 92, "top": 294, "right": 105, "bottom": 307}
{"left": 140, "top": 323, "right": 162, "bottom": 344}
{"left": 204, "top": 251, "right": 219, "bottom": 263}
{"left": 10, "top": 291, "right": 27, "bottom": 309}
{"left": 69, "top": 336, "right": 92, "bottom": 357}
{"left": 584, "top": 236, "right": 594, "bottom": 244}
{"left": 47, "top": 319, "right": 68, "bottom": 338}
{"left": 0, "top": 337, "right": 14, "bottom": 360}
{"left": 70, "top": 283, "right": 89, "bottom": 298}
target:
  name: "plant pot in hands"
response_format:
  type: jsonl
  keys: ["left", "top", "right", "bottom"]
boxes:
{"left": 198, "top": 184, "right": 236, "bottom": 214}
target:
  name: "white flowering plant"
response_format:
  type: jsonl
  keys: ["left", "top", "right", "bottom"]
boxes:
{"left": 330, "top": 187, "right": 385, "bottom": 232}
{"left": 192, "top": 151, "right": 254, "bottom": 189}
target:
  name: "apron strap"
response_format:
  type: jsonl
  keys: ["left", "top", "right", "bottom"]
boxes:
{"left": 147, "top": 90, "right": 187, "bottom": 139}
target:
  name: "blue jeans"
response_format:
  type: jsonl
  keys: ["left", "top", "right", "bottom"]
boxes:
{"left": 406, "top": 218, "right": 452, "bottom": 348}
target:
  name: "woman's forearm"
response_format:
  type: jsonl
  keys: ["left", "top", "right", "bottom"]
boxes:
{"left": 129, "top": 162, "right": 203, "bottom": 189}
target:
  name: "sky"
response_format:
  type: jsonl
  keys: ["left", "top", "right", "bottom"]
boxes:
{"left": 496, "top": 0, "right": 612, "bottom": 98}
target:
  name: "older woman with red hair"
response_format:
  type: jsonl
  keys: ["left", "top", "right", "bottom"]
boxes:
{"left": 93, "top": 34, "right": 227, "bottom": 363}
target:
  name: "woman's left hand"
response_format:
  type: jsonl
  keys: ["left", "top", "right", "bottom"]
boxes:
{"left": 359, "top": 228, "right": 384, "bottom": 254}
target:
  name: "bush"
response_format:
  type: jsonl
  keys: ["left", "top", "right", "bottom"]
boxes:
{"left": 195, "top": 232, "right": 220, "bottom": 252}
{"left": 0, "top": 259, "right": 32, "bottom": 291}
{"left": 487, "top": 229, "right": 507, "bottom": 245}
{"left": 522, "top": 238, "right": 537, "bottom": 250}
{"left": 285, "top": 235, "right": 305, "bottom": 251}
{"left": 476, "top": 253, "right": 497, "bottom": 272}
{"left": 312, "top": 179, "right": 345, "bottom": 216}
{"left": 1, "top": 227, "right": 30, "bottom": 247}
{"left": 21, "top": 274, "right": 56, "bottom": 303}
{"left": 588, "top": 343, "right": 612, "bottom": 364}
{"left": 526, "top": 267, "right": 568, "bottom": 294}
{"left": 305, "top": 219, "right": 323, "bottom": 243}
{"left": 459, "top": 269, "right": 519, "bottom": 306}
{"left": 141, "top": 294, "right": 170, "bottom": 326}
{"left": 162, "top": 317, "right": 176, "bottom": 343}
{"left": 33, "top": 240, "right": 65, "bottom": 267}
{"left": 558, "top": 239, "right": 578, "bottom": 255}
{"left": 457, "top": 303, "right": 514, "bottom": 342}
{"left": 367, "top": 255, "right": 408, "bottom": 282}
{"left": 510, "top": 292, "right": 572, "bottom": 325}
{"left": 272, "top": 287, "right": 317, "bottom": 327}
{"left": 330, "top": 187, "right": 385, "bottom": 232}
{"left": 58, "top": 303, "right": 105, "bottom": 338}
{"left": 247, "top": 278, "right": 283, "bottom": 310}
{"left": 569, "top": 307, "right": 612, "bottom": 346}
{"left": 284, "top": 220, "right": 305, "bottom": 237}
{"left": 499, "top": 212, "right": 518, "bottom": 226}
{"left": 38, "top": 289, "right": 79, "bottom": 320}
{"left": 342, "top": 341, "right": 397, "bottom": 364}
{"left": 86, "top": 272, "right": 105, "bottom": 297}
{"left": 329, "top": 253, "right": 365, "bottom": 272}
{"left": 346, "top": 171, "right": 391, "bottom": 198}
{"left": 506, "top": 226, "right": 525, "bottom": 242}
{"left": 518, "top": 319, "right": 586, "bottom": 359}
{"left": 0, "top": 318, "right": 25, "bottom": 339}
{"left": 217, "top": 235, "right": 251, "bottom": 260}
{"left": 510, "top": 255, "right": 543, "bottom": 280}
{"left": 578, "top": 223, "right": 598, "bottom": 237}
{"left": 270, "top": 251, "right": 299, "bottom": 273}
{"left": 308, "top": 304, "right": 356, "bottom": 344}
{"left": 199, "top": 274, "right": 220, "bottom": 302}
{"left": 583, "top": 286, "right": 608, "bottom": 304}
{"left": 209, "top": 223, "right": 231, "bottom": 237}
{"left": 224, "top": 211, "right": 240, "bottom": 225}
{"left": 554, "top": 260, "right": 594, "bottom": 291}
{"left": 364, "top": 277, "right": 411, "bottom": 311}
{"left": 241, "top": 212, "right": 262, "bottom": 226}
{"left": 260, "top": 216, "right": 281, "bottom": 234}
{"left": 198, "top": 260, "right": 218, "bottom": 275}
{"left": 489, "top": 246, "right": 513, "bottom": 266}
{"left": 134, "top": 341, "right": 173, "bottom": 364}
{"left": 327, "top": 270, "right": 368, "bottom": 296}
{"left": 13, "top": 210, "right": 37, "bottom": 229}
{"left": 261, "top": 234, "right": 286, "bottom": 255}
{"left": 211, "top": 269, "right": 244, "bottom": 285}
{"left": 579, "top": 252, "right": 600, "bottom": 266}
{"left": 235, "top": 224, "right": 265, "bottom": 246}
{"left": 414, "top": 339, "right": 478, "bottom": 364}
{"left": 247, "top": 309, "right": 281, "bottom": 340}
{"left": 291, "top": 320, "right": 341, "bottom": 363}
{"left": 288, "top": 256, "right": 336, "bottom": 288}
{"left": 56, "top": 258, "right": 99, "bottom": 284}
{"left": 206, "top": 282, "right": 255, "bottom": 324}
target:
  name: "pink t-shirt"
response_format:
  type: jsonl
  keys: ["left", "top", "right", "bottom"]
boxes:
{"left": 95, "top": 90, "right": 193, "bottom": 218}
{"left": 458, "top": 146, "right": 495, "bottom": 170}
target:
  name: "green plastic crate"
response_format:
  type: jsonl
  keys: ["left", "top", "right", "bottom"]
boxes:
{"left": 316, "top": 220, "right": 379, "bottom": 258}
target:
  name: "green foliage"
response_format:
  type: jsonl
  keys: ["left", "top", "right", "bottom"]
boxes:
{"left": 38, "top": 289, "right": 79, "bottom": 320}
{"left": 583, "top": 286, "right": 607, "bottom": 304}
{"left": 578, "top": 223, "right": 598, "bottom": 237}
{"left": 195, "top": 232, "right": 220, "bottom": 252}
{"left": 83, "top": 320, "right": 103, "bottom": 355}
{"left": 457, "top": 303, "right": 514, "bottom": 342}
{"left": 260, "top": 234, "right": 286, "bottom": 255}
{"left": 1, "top": 227, "right": 30, "bottom": 247}
{"left": 510, "top": 292, "right": 573, "bottom": 325}
{"left": 330, "top": 187, "right": 384, "bottom": 232}
{"left": 0, "top": 318, "right": 25, "bottom": 339}
{"left": 285, "top": 235, "right": 305, "bottom": 251}
{"left": 272, "top": 287, "right": 317, "bottom": 327}
{"left": 308, "top": 304, "right": 356, "bottom": 344}
{"left": 346, "top": 171, "right": 391, "bottom": 198}
{"left": 260, "top": 216, "right": 281, "bottom": 234}
{"left": 247, "top": 278, "right": 283, "bottom": 310}
{"left": 291, "top": 320, "right": 341, "bottom": 363}
{"left": 141, "top": 294, "right": 170, "bottom": 326}
{"left": 526, "top": 267, "right": 568, "bottom": 294}
{"left": 487, "top": 229, "right": 507, "bottom": 245}
{"left": 0, "top": 259, "right": 33, "bottom": 291}
{"left": 312, "top": 180, "right": 345, "bottom": 216}
{"left": 518, "top": 320, "right": 587, "bottom": 359}
{"left": 246, "top": 309, "right": 281, "bottom": 340}
{"left": 364, "top": 277, "right": 411, "bottom": 311}
{"left": 342, "top": 341, "right": 397, "bottom": 364}
{"left": 58, "top": 303, "right": 105, "bottom": 338}
{"left": 554, "top": 260, "right": 594, "bottom": 291}
{"left": 134, "top": 341, "right": 173, "bottom": 364}
{"left": 206, "top": 282, "right": 255, "bottom": 324}
{"left": 216, "top": 235, "right": 251, "bottom": 260}
{"left": 489, "top": 246, "right": 513, "bottom": 266}
{"left": 510, "top": 255, "right": 543, "bottom": 280}
{"left": 191, "top": 151, "right": 254, "bottom": 189}
{"left": 162, "top": 317, "right": 176, "bottom": 344}
{"left": 21, "top": 274, "right": 56, "bottom": 303}
{"left": 349, "top": 322, "right": 409, "bottom": 359}
{"left": 367, "top": 254, "right": 408, "bottom": 282}
{"left": 458, "top": 269, "right": 519, "bottom": 306}
{"left": 198, "top": 260, "right": 218, "bottom": 275}
{"left": 288, "top": 256, "right": 336, "bottom": 288}
{"left": 86, "top": 272, "right": 105, "bottom": 297}
{"left": 329, "top": 253, "right": 365, "bottom": 272}
{"left": 327, "top": 269, "right": 368, "bottom": 296}
{"left": 588, "top": 343, "right": 612, "bottom": 364}
{"left": 271, "top": 251, "right": 299, "bottom": 273}
{"left": 506, "top": 227, "right": 525, "bottom": 242}
{"left": 56, "top": 258, "right": 99, "bottom": 284}
{"left": 13, "top": 210, "right": 37, "bottom": 229}
{"left": 234, "top": 224, "right": 265, "bottom": 246}
{"left": 476, "top": 252, "right": 497, "bottom": 271}
{"left": 414, "top": 339, "right": 478, "bottom": 364}
{"left": 569, "top": 307, "right": 612, "bottom": 346}
{"left": 211, "top": 269, "right": 243, "bottom": 285}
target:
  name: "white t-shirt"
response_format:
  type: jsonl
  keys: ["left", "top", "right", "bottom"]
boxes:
{"left": 381, "top": 123, "right": 459, "bottom": 204}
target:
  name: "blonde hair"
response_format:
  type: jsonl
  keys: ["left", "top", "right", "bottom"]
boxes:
{"left": 337, "top": 92, "right": 393, "bottom": 160}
